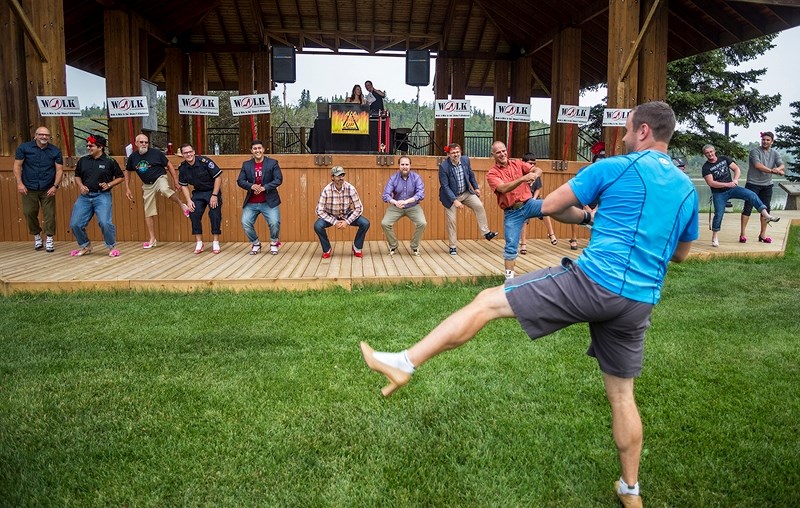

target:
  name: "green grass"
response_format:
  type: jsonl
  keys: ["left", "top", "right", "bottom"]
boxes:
{"left": 2, "top": 230, "right": 800, "bottom": 507}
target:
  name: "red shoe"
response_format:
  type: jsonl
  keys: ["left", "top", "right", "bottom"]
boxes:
{"left": 739, "top": 235, "right": 747, "bottom": 243}
{"left": 352, "top": 246, "right": 363, "bottom": 258}
{"left": 758, "top": 235, "right": 773, "bottom": 243}
{"left": 321, "top": 250, "right": 332, "bottom": 259}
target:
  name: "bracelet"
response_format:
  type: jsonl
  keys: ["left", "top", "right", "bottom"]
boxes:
{"left": 212, "top": 193, "right": 219, "bottom": 196}
{"left": 579, "top": 210, "right": 592, "bottom": 225}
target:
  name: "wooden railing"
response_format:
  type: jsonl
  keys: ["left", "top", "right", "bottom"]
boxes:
{"left": 0, "top": 155, "right": 589, "bottom": 245}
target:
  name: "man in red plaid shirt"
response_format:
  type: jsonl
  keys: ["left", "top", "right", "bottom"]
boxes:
{"left": 314, "top": 166, "right": 371, "bottom": 258}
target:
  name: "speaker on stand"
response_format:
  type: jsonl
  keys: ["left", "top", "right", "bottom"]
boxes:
{"left": 271, "top": 45, "right": 296, "bottom": 84}
{"left": 405, "top": 49, "right": 430, "bottom": 87}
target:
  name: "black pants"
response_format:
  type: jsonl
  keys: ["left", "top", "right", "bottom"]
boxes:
{"left": 190, "top": 190, "right": 222, "bottom": 235}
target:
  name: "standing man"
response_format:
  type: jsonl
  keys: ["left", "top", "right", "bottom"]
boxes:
{"left": 741, "top": 131, "right": 785, "bottom": 243}
{"left": 364, "top": 80, "right": 386, "bottom": 115}
{"left": 381, "top": 155, "right": 427, "bottom": 256}
{"left": 178, "top": 144, "right": 223, "bottom": 254}
{"left": 314, "top": 166, "right": 370, "bottom": 259}
{"left": 486, "top": 142, "right": 543, "bottom": 279}
{"left": 238, "top": 140, "right": 283, "bottom": 255}
{"left": 360, "top": 101, "right": 699, "bottom": 508}
{"left": 69, "top": 134, "right": 124, "bottom": 257}
{"left": 702, "top": 144, "right": 779, "bottom": 247}
{"left": 124, "top": 133, "right": 190, "bottom": 249}
{"left": 13, "top": 126, "right": 63, "bottom": 252}
{"left": 438, "top": 143, "right": 497, "bottom": 255}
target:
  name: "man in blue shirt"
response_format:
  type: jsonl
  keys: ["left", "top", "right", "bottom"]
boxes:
{"left": 360, "top": 101, "right": 699, "bottom": 508}
{"left": 13, "top": 126, "right": 64, "bottom": 252}
{"left": 381, "top": 155, "right": 427, "bottom": 256}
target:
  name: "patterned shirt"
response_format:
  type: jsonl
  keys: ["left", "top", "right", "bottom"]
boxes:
{"left": 451, "top": 162, "right": 467, "bottom": 194}
{"left": 316, "top": 181, "right": 364, "bottom": 224}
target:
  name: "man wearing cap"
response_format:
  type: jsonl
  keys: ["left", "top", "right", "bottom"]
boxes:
{"left": 178, "top": 143, "right": 223, "bottom": 255}
{"left": 13, "top": 126, "right": 64, "bottom": 252}
{"left": 314, "top": 166, "right": 370, "bottom": 258}
{"left": 238, "top": 140, "right": 283, "bottom": 255}
{"left": 486, "top": 141, "right": 544, "bottom": 279}
{"left": 438, "top": 143, "right": 497, "bottom": 256}
{"left": 381, "top": 155, "right": 427, "bottom": 256}
{"left": 124, "top": 133, "right": 190, "bottom": 249}
{"left": 68, "top": 135, "right": 124, "bottom": 257}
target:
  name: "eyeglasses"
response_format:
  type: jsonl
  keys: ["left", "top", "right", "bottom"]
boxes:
{"left": 35, "top": 133, "right": 50, "bottom": 137}
{"left": 181, "top": 151, "right": 194, "bottom": 155}
{"left": 137, "top": 141, "right": 149, "bottom": 145}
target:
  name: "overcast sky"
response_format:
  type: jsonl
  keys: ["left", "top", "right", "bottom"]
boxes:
{"left": 67, "top": 25, "right": 800, "bottom": 141}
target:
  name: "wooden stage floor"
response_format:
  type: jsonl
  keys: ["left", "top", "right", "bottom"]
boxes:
{"left": 1, "top": 212, "right": 797, "bottom": 295}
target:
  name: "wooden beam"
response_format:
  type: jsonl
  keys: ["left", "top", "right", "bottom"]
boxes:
{"left": 619, "top": 0, "right": 663, "bottom": 84}
{"left": 8, "top": 0, "right": 48, "bottom": 62}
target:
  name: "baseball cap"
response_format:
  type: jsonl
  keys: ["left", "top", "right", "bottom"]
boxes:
{"left": 331, "top": 166, "right": 345, "bottom": 176}
{"left": 672, "top": 158, "right": 686, "bottom": 169}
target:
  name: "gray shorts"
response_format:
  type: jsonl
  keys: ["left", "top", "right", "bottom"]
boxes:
{"left": 505, "top": 258, "right": 654, "bottom": 378}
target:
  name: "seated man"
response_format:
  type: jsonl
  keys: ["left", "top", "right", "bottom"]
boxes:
{"left": 314, "top": 166, "right": 370, "bottom": 258}
{"left": 701, "top": 144, "right": 779, "bottom": 247}
{"left": 381, "top": 155, "right": 427, "bottom": 256}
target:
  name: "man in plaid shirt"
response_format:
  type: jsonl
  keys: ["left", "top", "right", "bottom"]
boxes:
{"left": 314, "top": 166, "right": 371, "bottom": 258}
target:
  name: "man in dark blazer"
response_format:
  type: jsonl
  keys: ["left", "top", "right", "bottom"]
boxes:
{"left": 237, "top": 140, "right": 283, "bottom": 255}
{"left": 438, "top": 143, "right": 497, "bottom": 255}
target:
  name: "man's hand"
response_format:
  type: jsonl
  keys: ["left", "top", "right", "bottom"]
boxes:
{"left": 335, "top": 220, "right": 347, "bottom": 229}
{"left": 252, "top": 184, "right": 264, "bottom": 195}
{"left": 16, "top": 183, "right": 27, "bottom": 195}
{"left": 453, "top": 199, "right": 464, "bottom": 209}
{"left": 125, "top": 188, "right": 134, "bottom": 202}
{"left": 46, "top": 185, "right": 57, "bottom": 197}
{"left": 474, "top": 189, "right": 481, "bottom": 198}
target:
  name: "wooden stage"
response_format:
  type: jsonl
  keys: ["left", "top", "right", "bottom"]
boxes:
{"left": 0, "top": 212, "right": 797, "bottom": 295}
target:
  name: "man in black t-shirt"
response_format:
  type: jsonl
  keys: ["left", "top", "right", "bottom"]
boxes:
{"left": 701, "top": 144, "right": 779, "bottom": 247}
{"left": 123, "top": 134, "right": 189, "bottom": 249}
{"left": 178, "top": 143, "right": 223, "bottom": 254}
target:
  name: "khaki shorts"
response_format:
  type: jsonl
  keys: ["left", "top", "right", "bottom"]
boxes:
{"left": 142, "top": 175, "right": 175, "bottom": 217}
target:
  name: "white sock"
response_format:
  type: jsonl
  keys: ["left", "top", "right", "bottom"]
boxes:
{"left": 196, "top": 241, "right": 204, "bottom": 249}
{"left": 212, "top": 241, "right": 220, "bottom": 248}
{"left": 505, "top": 269, "right": 515, "bottom": 279}
{"left": 372, "top": 350, "right": 415, "bottom": 374}
{"left": 618, "top": 478, "right": 640, "bottom": 496}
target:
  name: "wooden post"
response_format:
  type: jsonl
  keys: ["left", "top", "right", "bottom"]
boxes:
{"left": 104, "top": 9, "right": 142, "bottom": 156}
{"left": 433, "top": 55, "right": 449, "bottom": 154}
{"left": 637, "top": 0, "right": 668, "bottom": 102}
{"left": 607, "top": 0, "right": 640, "bottom": 154}
{"left": 549, "top": 27, "right": 581, "bottom": 161}
{"left": 510, "top": 56, "right": 532, "bottom": 158}
{"left": 238, "top": 52, "right": 254, "bottom": 154}
{"left": 451, "top": 59, "right": 466, "bottom": 149}
{"left": 0, "top": 0, "right": 71, "bottom": 156}
{"left": 190, "top": 52, "right": 208, "bottom": 153}
{"left": 165, "top": 47, "right": 189, "bottom": 150}
{"left": 493, "top": 60, "right": 510, "bottom": 146}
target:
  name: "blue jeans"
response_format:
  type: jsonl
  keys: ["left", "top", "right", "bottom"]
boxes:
{"left": 314, "top": 216, "right": 370, "bottom": 253}
{"left": 711, "top": 186, "right": 765, "bottom": 231}
{"left": 502, "top": 199, "right": 543, "bottom": 260}
{"left": 69, "top": 191, "right": 115, "bottom": 248}
{"left": 241, "top": 202, "right": 280, "bottom": 244}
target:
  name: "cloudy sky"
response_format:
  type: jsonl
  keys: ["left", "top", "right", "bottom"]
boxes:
{"left": 67, "top": 25, "right": 800, "bottom": 141}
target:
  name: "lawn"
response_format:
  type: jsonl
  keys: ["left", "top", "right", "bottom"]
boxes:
{"left": 1, "top": 229, "right": 799, "bottom": 507}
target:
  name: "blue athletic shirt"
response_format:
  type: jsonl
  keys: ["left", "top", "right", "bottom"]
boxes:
{"left": 569, "top": 150, "right": 699, "bottom": 305}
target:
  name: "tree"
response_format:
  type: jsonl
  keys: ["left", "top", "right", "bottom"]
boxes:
{"left": 775, "top": 100, "right": 800, "bottom": 182}
{"left": 667, "top": 35, "right": 781, "bottom": 159}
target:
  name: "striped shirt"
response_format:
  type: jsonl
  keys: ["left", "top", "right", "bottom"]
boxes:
{"left": 316, "top": 181, "right": 364, "bottom": 224}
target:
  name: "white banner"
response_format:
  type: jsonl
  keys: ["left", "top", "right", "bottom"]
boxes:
{"left": 178, "top": 95, "right": 220, "bottom": 116}
{"left": 556, "top": 104, "right": 591, "bottom": 125}
{"left": 494, "top": 102, "right": 531, "bottom": 123}
{"left": 36, "top": 96, "right": 81, "bottom": 117}
{"left": 602, "top": 108, "right": 631, "bottom": 127}
{"left": 107, "top": 96, "right": 150, "bottom": 118}
{"left": 434, "top": 99, "right": 471, "bottom": 119}
{"left": 230, "top": 94, "right": 272, "bottom": 116}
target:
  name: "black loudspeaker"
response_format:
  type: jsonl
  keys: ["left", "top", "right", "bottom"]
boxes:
{"left": 405, "top": 49, "right": 430, "bottom": 86}
{"left": 394, "top": 128, "right": 411, "bottom": 152}
{"left": 272, "top": 45, "right": 296, "bottom": 83}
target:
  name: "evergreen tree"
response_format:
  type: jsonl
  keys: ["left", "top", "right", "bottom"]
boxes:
{"left": 775, "top": 100, "right": 800, "bottom": 182}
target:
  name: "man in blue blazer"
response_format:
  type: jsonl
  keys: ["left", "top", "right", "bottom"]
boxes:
{"left": 237, "top": 140, "right": 283, "bottom": 255}
{"left": 438, "top": 143, "right": 497, "bottom": 255}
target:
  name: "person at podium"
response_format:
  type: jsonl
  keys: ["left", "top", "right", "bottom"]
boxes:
{"left": 345, "top": 84, "right": 366, "bottom": 105}
{"left": 364, "top": 80, "right": 386, "bottom": 115}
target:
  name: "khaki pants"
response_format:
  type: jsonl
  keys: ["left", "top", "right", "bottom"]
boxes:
{"left": 22, "top": 189, "right": 56, "bottom": 236}
{"left": 445, "top": 192, "right": 490, "bottom": 248}
{"left": 381, "top": 204, "right": 427, "bottom": 250}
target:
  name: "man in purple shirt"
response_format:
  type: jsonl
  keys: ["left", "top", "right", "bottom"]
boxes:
{"left": 381, "top": 155, "right": 427, "bottom": 256}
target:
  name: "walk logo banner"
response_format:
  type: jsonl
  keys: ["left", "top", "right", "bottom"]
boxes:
{"left": 331, "top": 104, "right": 369, "bottom": 135}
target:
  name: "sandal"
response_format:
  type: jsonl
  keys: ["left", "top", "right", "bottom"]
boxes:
{"left": 547, "top": 233, "right": 558, "bottom": 245}
{"left": 70, "top": 246, "right": 92, "bottom": 256}
{"left": 569, "top": 239, "right": 578, "bottom": 251}
{"left": 249, "top": 243, "right": 262, "bottom": 255}
{"left": 519, "top": 243, "right": 527, "bottom": 255}
{"left": 108, "top": 249, "right": 120, "bottom": 257}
